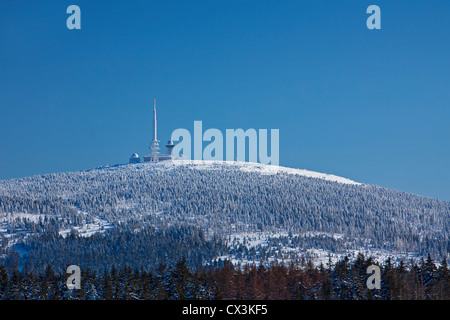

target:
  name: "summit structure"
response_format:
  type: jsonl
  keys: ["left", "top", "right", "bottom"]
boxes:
{"left": 139, "top": 99, "right": 174, "bottom": 163}
{"left": 143, "top": 99, "right": 160, "bottom": 162}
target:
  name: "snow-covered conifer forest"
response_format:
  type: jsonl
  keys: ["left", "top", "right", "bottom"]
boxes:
{"left": 0, "top": 161, "right": 449, "bottom": 274}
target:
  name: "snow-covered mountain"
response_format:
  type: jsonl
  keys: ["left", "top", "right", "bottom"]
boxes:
{"left": 0, "top": 160, "right": 449, "bottom": 272}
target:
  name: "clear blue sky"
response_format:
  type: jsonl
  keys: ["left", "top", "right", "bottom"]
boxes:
{"left": 0, "top": 0, "right": 449, "bottom": 201}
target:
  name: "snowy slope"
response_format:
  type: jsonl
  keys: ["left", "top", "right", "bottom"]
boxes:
{"left": 0, "top": 160, "right": 449, "bottom": 268}
{"left": 164, "top": 160, "right": 361, "bottom": 185}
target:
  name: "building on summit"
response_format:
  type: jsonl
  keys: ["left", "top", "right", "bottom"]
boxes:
{"left": 158, "top": 140, "right": 175, "bottom": 161}
{"left": 129, "top": 153, "right": 141, "bottom": 164}
{"left": 130, "top": 99, "right": 175, "bottom": 164}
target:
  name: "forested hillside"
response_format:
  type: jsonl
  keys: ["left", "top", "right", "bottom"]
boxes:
{"left": 0, "top": 161, "right": 449, "bottom": 271}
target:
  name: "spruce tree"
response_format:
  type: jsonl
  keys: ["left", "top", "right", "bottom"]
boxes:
{"left": 436, "top": 258, "right": 450, "bottom": 299}
{"left": 102, "top": 270, "right": 114, "bottom": 300}
{"left": 0, "top": 264, "right": 8, "bottom": 299}
{"left": 423, "top": 253, "right": 436, "bottom": 299}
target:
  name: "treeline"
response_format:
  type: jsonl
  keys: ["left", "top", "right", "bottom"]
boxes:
{"left": 3, "top": 225, "right": 226, "bottom": 274}
{"left": 0, "top": 254, "right": 449, "bottom": 300}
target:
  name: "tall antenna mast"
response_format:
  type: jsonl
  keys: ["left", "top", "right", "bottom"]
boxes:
{"left": 150, "top": 98, "right": 159, "bottom": 161}
{"left": 153, "top": 98, "right": 157, "bottom": 142}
